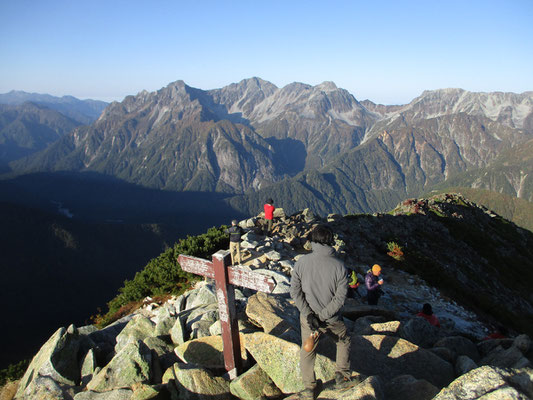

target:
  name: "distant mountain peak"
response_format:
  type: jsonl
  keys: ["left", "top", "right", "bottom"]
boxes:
{"left": 316, "top": 81, "right": 338, "bottom": 91}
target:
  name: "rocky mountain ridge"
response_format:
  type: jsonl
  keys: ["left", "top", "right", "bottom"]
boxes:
{"left": 5, "top": 79, "right": 533, "bottom": 220}
{"left": 0, "top": 91, "right": 108, "bottom": 125}
{"left": 7, "top": 193, "right": 533, "bottom": 400}
{"left": 0, "top": 102, "right": 81, "bottom": 167}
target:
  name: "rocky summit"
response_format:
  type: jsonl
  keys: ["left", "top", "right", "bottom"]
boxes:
{"left": 6, "top": 194, "right": 533, "bottom": 400}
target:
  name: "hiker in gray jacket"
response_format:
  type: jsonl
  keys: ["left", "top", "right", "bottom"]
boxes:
{"left": 290, "top": 225, "right": 357, "bottom": 399}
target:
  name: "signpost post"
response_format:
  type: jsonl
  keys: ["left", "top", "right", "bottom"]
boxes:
{"left": 178, "top": 250, "right": 276, "bottom": 379}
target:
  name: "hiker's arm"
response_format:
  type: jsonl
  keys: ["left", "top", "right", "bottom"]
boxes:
{"left": 365, "top": 274, "right": 379, "bottom": 291}
{"left": 318, "top": 269, "right": 348, "bottom": 321}
{"left": 290, "top": 266, "right": 313, "bottom": 317}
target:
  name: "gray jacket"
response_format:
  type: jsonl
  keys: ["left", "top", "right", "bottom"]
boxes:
{"left": 290, "top": 242, "right": 348, "bottom": 323}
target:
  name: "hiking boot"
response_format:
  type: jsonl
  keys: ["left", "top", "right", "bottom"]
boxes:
{"left": 297, "top": 388, "right": 314, "bottom": 400}
{"left": 335, "top": 372, "right": 361, "bottom": 390}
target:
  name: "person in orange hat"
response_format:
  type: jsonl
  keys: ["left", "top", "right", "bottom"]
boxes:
{"left": 365, "top": 264, "right": 384, "bottom": 305}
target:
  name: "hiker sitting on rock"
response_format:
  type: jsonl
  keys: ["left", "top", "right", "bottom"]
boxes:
{"left": 365, "top": 264, "right": 384, "bottom": 305}
{"left": 416, "top": 303, "right": 441, "bottom": 327}
{"left": 347, "top": 270, "right": 361, "bottom": 299}
{"left": 290, "top": 224, "right": 359, "bottom": 399}
{"left": 483, "top": 325, "right": 508, "bottom": 340}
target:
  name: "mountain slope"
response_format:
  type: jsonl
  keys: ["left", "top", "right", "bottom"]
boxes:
{"left": 229, "top": 112, "right": 532, "bottom": 216}
{"left": 0, "top": 102, "right": 81, "bottom": 166}
{"left": 210, "top": 78, "right": 379, "bottom": 170}
{"left": 12, "top": 81, "right": 278, "bottom": 192}
{"left": 433, "top": 137, "right": 533, "bottom": 203}
{"left": 0, "top": 90, "right": 108, "bottom": 125}
{"left": 427, "top": 187, "right": 533, "bottom": 232}
{"left": 0, "top": 201, "right": 185, "bottom": 368}
{"left": 6, "top": 80, "right": 533, "bottom": 216}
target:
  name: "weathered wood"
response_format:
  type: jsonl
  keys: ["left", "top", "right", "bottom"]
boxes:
{"left": 177, "top": 249, "right": 275, "bottom": 379}
{"left": 212, "top": 250, "right": 241, "bottom": 379}
{"left": 178, "top": 255, "right": 215, "bottom": 279}
{"left": 227, "top": 266, "right": 276, "bottom": 292}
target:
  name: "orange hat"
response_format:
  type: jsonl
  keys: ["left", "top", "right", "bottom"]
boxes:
{"left": 372, "top": 264, "right": 382, "bottom": 275}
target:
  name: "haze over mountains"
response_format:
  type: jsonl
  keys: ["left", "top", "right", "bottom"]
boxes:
{"left": 2, "top": 79, "right": 532, "bottom": 230}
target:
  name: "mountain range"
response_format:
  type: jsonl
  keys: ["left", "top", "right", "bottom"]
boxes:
{"left": 0, "top": 91, "right": 108, "bottom": 125}
{"left": 2, "top": 80, "right": 533, "bottom": 230}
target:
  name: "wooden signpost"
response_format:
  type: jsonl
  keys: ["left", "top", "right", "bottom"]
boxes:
{"left": 178, "top": 250, "right": 276, "bottom": 379}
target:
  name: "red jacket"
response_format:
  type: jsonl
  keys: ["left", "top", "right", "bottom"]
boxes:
{"left": 417, "top": 312, "right": 441, "bottom": 327}
{"left": 264, "top": 203, "right": 275, "bottom": 220}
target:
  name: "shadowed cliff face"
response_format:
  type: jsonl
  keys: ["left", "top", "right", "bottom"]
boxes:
{"left": 5, "top": 81, "right": 533, "bottom": 221}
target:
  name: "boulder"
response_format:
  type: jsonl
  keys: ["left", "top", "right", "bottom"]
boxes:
{"left": 115, "top": 315, "right": 156, "bottom": 353}
{"left": 81, "top": 348, "right": 97, "bottom": 386}
{"left": 87, "top": 340, "right": 152, "bottom": 392}
{"left": 241, "top": 240, "right": 259, "bottom": 250}
{"left": 170, "top": 314, "right": 187, "bottom": 345}
{"left": 341, "top": 303, "right": 397, "bottom": 322}
{"left": 153, "top": 306, "right": 177, "bottom": 337}
{"left": 477, "top": 338, "right": 514, "bottom": 357}
{"left": 74, "top": 389, "right": 133, "bottom": 400}
{"left": 190, "top": 320, "right": 212, "bottom": 339}
{"left": 143, "top": 336, "right": 177, "bottom": 371}
{"left": 480, "top": 344, "right": 526, "bottom": 368}
{"left": 433, "top": 366, "right": 533, "bottom": 400}
{"left": 273, "top": 208, "right": 286, "bottom": 218}
{"left": 185, "top": 284, "right": 217, "bottom": 309}
{"left": 163, "top": 363, "right": 231, "bottom": 400}
{"left": 130, "top": 384, "right": 170, "bottom": 400}
{"left": 265, "top": 250, "right": 282, "bottom": 262}
{"left": 208, "top": 318, "right": 256, "bottom": 336}
{"left": 88, "top": 316, "right": 132, "bottom": 351}
{"left": 315, "top": 375, "right": 384, "bottom": 400}
{"left": 174, "top": 335, "right": 248, "bottom": 369}
{"left": 434, "top": 336, "right": 480, "bottom": 362}
{"left": 351, "top": 315, "right": 388, "bottom": 335}
{"left": 455, "top": 355, "right": 478, "bottom": 376}
{"left": 384, "top": 375, "right": 439, "bottom": 400}
{"left": 429, "top": 347, "right": 456, "bottom": 364}
{"left": 185, "top": 304, "right": 219, "bottom": 332}
{"left": 16, "top": 326, "right": 81, "bottom": 398}
{"left": 399, "top": 317, "right": 442, "bottom": 348}
{"left": 16, "top": 375, "right": 78, "bottom": 400}
{"left": 252, "top": 268, "right": 291, "bottom": 295}
{"left": 244, "top": 332, "right": 336, "bottom": 393}
{"left": 514, "top": 334, "right": 532, "bottom": 354}
{"left": 361, "top": 321, "right": 401, "bottom": 336}
{"left": 349, "top": 334, "right": 454, "bottom": 388}
{"left": 245, "top": 292, "right": 299, "bottom": 341}
{"left": 229, "top": 364, "right": 274, "bottom": 400}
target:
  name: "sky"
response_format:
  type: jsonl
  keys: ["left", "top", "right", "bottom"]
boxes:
{"left": 1, "top": 0, "right": 532, "bottom": 105}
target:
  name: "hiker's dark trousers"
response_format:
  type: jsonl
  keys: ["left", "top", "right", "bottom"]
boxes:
{"left": 299, "top": 315, "right": 350, "bottom": 389}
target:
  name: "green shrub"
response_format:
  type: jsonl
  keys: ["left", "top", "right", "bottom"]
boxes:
{"left": 0, "top": 359, "right": 30, "bottom": 386}
{"left": 94, "top": 226, "right": 229, "bottom": 327}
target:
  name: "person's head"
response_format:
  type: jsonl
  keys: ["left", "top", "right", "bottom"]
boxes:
{"left": 266, "top": 198, "right": 274, "bottom": 205}
{"left": 231, "top": 219, "right": 237, "bottom": 226}
{"left": 372, "top": 264, "right": 382, "bottom": 276}
{"left": 310, "top": 224, "right": 333, "bottom": 246}
{"left": 422, "top": 303, "right": 433, "bottom": 315}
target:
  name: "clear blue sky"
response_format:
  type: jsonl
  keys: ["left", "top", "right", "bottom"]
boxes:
{"left": 1, "top": 0, "right": 532, "bottom": 104}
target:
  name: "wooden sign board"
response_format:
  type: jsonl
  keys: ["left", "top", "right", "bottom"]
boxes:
{"left": 178, "top": 250, "right": 275, "bottom": 379}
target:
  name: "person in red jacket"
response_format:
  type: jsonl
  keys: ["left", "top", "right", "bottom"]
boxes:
{"left": 416, "top": 303, "right": 441, "bottom": 327}
{"left": 263, "top": 198, "right": 275, "bottom": 236}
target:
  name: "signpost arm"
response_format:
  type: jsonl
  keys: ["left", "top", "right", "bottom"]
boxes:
{"left": 212, "top": 250, "right": 242, "bottom": 379}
